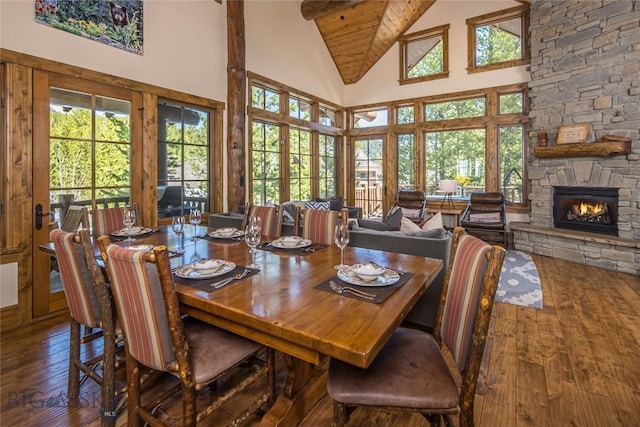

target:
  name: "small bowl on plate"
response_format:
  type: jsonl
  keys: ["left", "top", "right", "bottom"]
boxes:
{"left": 352, "top": 263, "right": 385, "bottom": 282}
{"left": 191, "top": 259, "right": 225, "bottom": 275}
{"left": 278, "top": 236, "right": 302, "bottom": 247}
{"left": 216, "top": 227, "right": 237, "bottom": 237}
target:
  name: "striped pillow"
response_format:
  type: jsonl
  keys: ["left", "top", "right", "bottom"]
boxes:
{"left": 302, "top": 209, "right": 339, "bottom": 245}
{"left": 105, "top": 244, "right": 176, "bottom": 371}
{"left": 440, "top": 234, "right": 490, "bottom": 371}
{"left": 50, "top": 229, "right": 102, "bottom": 327}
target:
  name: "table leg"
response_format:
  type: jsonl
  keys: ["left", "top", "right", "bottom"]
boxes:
{"left": 260, "top": 355, "right": 328, "bottom": 427}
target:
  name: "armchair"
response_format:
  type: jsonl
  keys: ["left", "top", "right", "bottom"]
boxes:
{"left": 460, "top": 192, "right": 507, "bottom": 248}
{"left": 394, "top": 190, "right": 427, "bottom": 224}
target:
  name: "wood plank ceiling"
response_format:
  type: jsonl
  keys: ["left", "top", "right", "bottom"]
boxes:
{"left": 301, "top": 0, "right": 437, "bottom": 84}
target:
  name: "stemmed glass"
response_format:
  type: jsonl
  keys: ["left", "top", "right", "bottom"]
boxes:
{"left": 334, "top": 222, "right": 350, "bottom": 270}
{"left": 123, "top": 209, "right": 137, "bottom": 246}
{"left": 189, "top": 209, "right": 201, "bottom": 241}
{"left": 244, "top": 216, "right": 262, "bottom": 270}
{"left": 171, "top": 216, "right": 185, "bottom": 254}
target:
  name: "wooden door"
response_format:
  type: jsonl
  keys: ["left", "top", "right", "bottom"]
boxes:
{"left": 32, "top": 71, "right": 138, "bottom": 317}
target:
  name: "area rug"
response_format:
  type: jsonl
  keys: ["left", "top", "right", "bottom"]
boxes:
{"left": 496, "top": 250, "right": 543, "bottom": 309}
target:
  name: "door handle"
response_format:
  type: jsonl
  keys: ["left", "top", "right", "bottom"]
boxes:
{"left": 35, "top": 203, "right": 51, "bottom": 230}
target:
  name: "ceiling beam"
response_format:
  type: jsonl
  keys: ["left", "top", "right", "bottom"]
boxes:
{"left": 300, "top": 0, "right": 368, "bottom": 21}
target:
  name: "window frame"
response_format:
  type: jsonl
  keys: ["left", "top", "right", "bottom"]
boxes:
{"left": 398, "top": 24, "right": 450, "bottom": 85}
{"left": 466, "top": 5, "right": 530, "bottom": 74}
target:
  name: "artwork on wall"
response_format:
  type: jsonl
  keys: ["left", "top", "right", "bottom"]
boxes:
{"left": 35, "top": 0, "right": 144, "bottom": 55}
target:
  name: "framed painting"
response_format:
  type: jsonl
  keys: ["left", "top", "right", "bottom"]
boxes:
{"left": 35, "top": 0, "right": 144, "bottom": 55}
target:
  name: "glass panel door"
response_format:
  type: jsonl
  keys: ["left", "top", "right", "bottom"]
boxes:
{"left": 354, "top": 137, "right": 384, "bottom": 218}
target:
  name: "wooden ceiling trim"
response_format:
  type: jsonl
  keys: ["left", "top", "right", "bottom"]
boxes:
{"left": 300, "top": 0, "right": 368, "bottom": 20}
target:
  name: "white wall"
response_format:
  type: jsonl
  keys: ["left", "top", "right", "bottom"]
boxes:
{"left": 0, "top": 263, "right": 18, "bottom": 308}
{"left": 344, "top": 0, "right": 531, "bottom": 106}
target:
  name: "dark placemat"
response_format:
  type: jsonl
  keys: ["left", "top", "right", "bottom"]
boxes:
{"left": 205, "top": 235, "right": 245, "bottom": 243}
{"left": 314, "top": 270, "right": 413, "bottom": 304}
{"left": 173, "top": 265, "right": 259, "bottom": 292}
{"left": 257, "top": 242, "right": 328, "bottom": 256}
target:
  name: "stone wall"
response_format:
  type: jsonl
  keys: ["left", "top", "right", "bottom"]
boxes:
{"left": 518, "top": 0, "right": 640, "bottom": 274}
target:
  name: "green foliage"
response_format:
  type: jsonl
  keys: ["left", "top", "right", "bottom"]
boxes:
{"left": 408, "top": 40, "right": 444, "bottom": 78}
{"left": 397, "top": 134, "right": 415, "bottom": 189}
{"left": 476, "top": 21, "right": 522, "bottom": 66}
{"left": 425, "top": 98, "right": 486, "bottom": 121}
{"left": 105, "top": 11, "right": 142, "bottom": 51}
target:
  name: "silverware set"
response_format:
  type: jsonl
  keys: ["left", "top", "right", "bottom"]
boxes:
{"left": 209, "top": 268, "right": 251, "bottom": 289}
{"left": 329, "top": 281, "right": 375, "bottom": 300}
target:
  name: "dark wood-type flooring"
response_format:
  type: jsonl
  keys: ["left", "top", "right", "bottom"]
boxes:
{"left": 1, "top": 254, "right": 639, "bottom": 426}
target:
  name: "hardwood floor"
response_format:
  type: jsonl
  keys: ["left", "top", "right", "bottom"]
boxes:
{"left": 1, "top": 254, "right": 639, "bottom": 426}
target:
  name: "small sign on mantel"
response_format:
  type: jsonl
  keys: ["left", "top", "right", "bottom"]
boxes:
{"left": 557, "top": 123, "right": 591, "bottom": 144}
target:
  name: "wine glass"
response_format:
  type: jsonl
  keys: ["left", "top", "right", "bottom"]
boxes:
{"left": 172, "top": 216, "right": 185, "bottom": 254}
{"left": 334, "top": 222, "right": 350, "bottom": 270}
{"left": 245, "top": 216, "right": 262, "bottom": 269}
{"left": 189, "top": 208, "right": 201, "bottom": 241}
{"left": 122, "top": 209, "right": 137, "bottom": 245}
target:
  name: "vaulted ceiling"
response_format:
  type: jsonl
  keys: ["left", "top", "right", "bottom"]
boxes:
{"left": 300, "top": 0, "right": 531, "bottom": 85}
{"left": 301, "top": 0, "right": 437, "bottom": 85}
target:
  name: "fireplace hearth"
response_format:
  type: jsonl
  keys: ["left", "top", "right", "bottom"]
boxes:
{"left": 553, "top": 187, "right": 619, "bottom": 236}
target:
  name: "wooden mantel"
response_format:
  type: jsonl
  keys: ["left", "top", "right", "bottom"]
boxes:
{"left": 534, "top": 140, "right": 631, "bottom": 159}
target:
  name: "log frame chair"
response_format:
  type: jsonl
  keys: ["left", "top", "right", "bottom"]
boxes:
{"left": 91, "top": 202, "right": 140, "bottom": 238}
{"left": 293, "top": 207, "right": 349, "bottom": 246}
{"left": 49, "top": 224, "right": 125, "bottom": 427}
{"left": 327, "top": 227, "right": 506, "bottom": 427}
{"left": 394, "top": 190, "right": 427, "bottom": 224}
{"left": 460, "top": 192, "right": 508, "bottom": 248}
{"left": 97, "top": 235, "right": 276, "bottom": 427}
{"left": 241, "top": 201, "right": 285, "bottom": 239}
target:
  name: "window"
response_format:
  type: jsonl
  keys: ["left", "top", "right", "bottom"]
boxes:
{"left": 289, "top": 127, "right": 312, "bottom": 200}
{"left": 499, "top": 92, "right": 523, "bottom": 114}
{"left": 467, "top": 5, "right": 530, "bottom": 73}
{"left": 397, "top": 134, "right": 415, "bottom": 190}
{"left": 49, "top": 87, "right": 132, "bottom": 219}
{"left": 251, "top": 120, "right": 281, "bottom": 205}
{"left": 354, "top": 137, "right": 384, "bottom": 218}
{"left": 397, "top": 105, "right": 415, "bottom": 124}
{"left": 499, "top": 125, "right": 524, "bottom": 204}
{"left": 248, "top": 73, "right": 342, "bottom": 203}
{"left": 425, "top": 129, "right": 486, "bottom": 197}
{"left": 319, "top": 134, "right": 338, "bottom": 198}
{"left": 425, "top": 97, "right": 486, "bottom": 121}
{"left": 157, "top": 102, "right": 210, "bottom": 218}
{"left": 399, "top": 24, "right": 449, "bottom": 84}
{"left": 353, "top": 107, "right": 388, "bottom": 128}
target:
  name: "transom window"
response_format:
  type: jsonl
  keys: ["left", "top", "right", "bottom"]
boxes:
{"left": 467, "top": 5, "right": 530, "bottom": 73}
{"left": 399, "top": 24, "right": 449, "bottom": 84}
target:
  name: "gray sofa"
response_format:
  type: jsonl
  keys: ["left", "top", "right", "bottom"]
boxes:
{"left": 347, "top": 228, "right": 451, "bottom": 330}
{"left": 208, "top": 212, "right": 451, "bottom": 330}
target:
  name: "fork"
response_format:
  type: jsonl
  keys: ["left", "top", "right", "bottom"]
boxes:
{"left": 329, "top": 281, "right": 375, "bottom": 300}
{"left": 210, "top": 269, "right": 250, "bottom": 289}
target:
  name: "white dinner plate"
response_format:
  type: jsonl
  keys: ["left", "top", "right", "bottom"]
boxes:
{"left": 127, "top": 244, "right": 154, "bottom": 251}
{"left": 269, "top": 238, "right": 312, "bottom": 249}
{"left": 111, "top": 227, "right": 154, "bottom": 237}
{"left": 208, "top": 230, "right": 245, "bottom": 239}
{"left": 337, "top": 267, "right": 400, "bottom": 287}
{"left": 174, "top": 261, "right": 236, "bottom": 280}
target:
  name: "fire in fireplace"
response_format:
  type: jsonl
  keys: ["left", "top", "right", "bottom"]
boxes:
{"left": 553, "top": 186, "right": 618, "bottom": 236}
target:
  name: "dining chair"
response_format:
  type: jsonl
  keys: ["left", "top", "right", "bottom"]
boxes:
{"left": 60, "top": 205, "right": 90, "bottom": 232}
{"left": 92, "top": 203, "right": 139, "bottom": 237}
{"left": 294, "top": 207, "right": 349, "bottom": 246}
{"left": 97, "top": 236, "right": 276, "bottom": 427}
{"left": 327, "top": 227, "right": 506, "bottom": 427}
{"left": 241, "top": 201, "right": 285, "bottom": 238}
{"left": 49, "top": 225, "right": 124, "bottom": 427}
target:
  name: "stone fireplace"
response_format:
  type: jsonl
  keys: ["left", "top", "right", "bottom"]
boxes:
{"left": 511, "top": 1, "right": 640, "bottom": 276}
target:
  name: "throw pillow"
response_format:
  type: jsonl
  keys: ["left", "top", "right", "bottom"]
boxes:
{"left": 408, "top": 228, "right": 449, "bottom": 239}
{"left": 316, "top": 196, "right": 344, "bottom": 211}
{"left": 305, "top": 201, "right": 330, "bottom": 210}
{"left": 357, "top": 208, "right": 403, "bottom": 232}
{"left": 385, "top": 207, "right": 403, "bottom": 231}
{"left": 400, "top": 216, "right": 421, "bottom": 232}
{"left": 421, "top": 212, "right": 443, "bottom": 230}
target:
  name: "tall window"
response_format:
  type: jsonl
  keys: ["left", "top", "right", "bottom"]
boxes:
{"left": 251, "top": 121, "right": 281, "bottom": 204}
{"left": 499, "top": 125, "right": 524, "bottom": 204}
{"left": 289, "top": 127, "right": 312, "bottom": 200}
{"left": 399, "top": 24, "right": 449, "bottom": 84}
{"left": 467, "top": 5, "right": 530, "bottom": 73}
{"left": 354, "top": 137, "right": 384, "bottom": 218}
{"left": 397, "top": 134, "right": 415, "bottom": 190}
{"left": 248, "top": 73, "right": 342, "bottom": 203}
{"left": 425, "top": 129, "right": 486, "bottom": 197}
{"left": 49, "top": 87, "right": 132, "bottom": 221}
{"left": 319, "top": 134, "right": 338, "bottom": 198}
{"left": 157, "top": 102, "right": 210, "bottom": 218}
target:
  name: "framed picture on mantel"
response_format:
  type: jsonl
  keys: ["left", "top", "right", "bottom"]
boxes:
{"left": 557, "top": 123, "right": 591, "bottom": 144}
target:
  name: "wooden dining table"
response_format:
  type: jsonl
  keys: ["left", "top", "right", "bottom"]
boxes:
{"left": 44, "top": 225, "right": 443, "bottom": 426}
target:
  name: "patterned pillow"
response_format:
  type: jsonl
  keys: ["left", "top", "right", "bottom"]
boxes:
{"left": 305, "top": 201, "right": 330, "bottom": 210}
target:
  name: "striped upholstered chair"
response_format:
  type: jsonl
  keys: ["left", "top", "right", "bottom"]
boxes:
{"left": 50, "top": 226, "right": 123, "bottom": 427}
{"left": 97, "top": 236, "right": 275, "bottom": 427}
{"left": 92, "top": 203, "right": 139, "bottom": 237}
{"left": 242, "top": 202, "right": 285, "bottom": 239}
{"left": 294, "top": 207, "right": 349, "bottom": 246}
{"left": 327, "top": 227, "right": 505, "bottom": 427}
